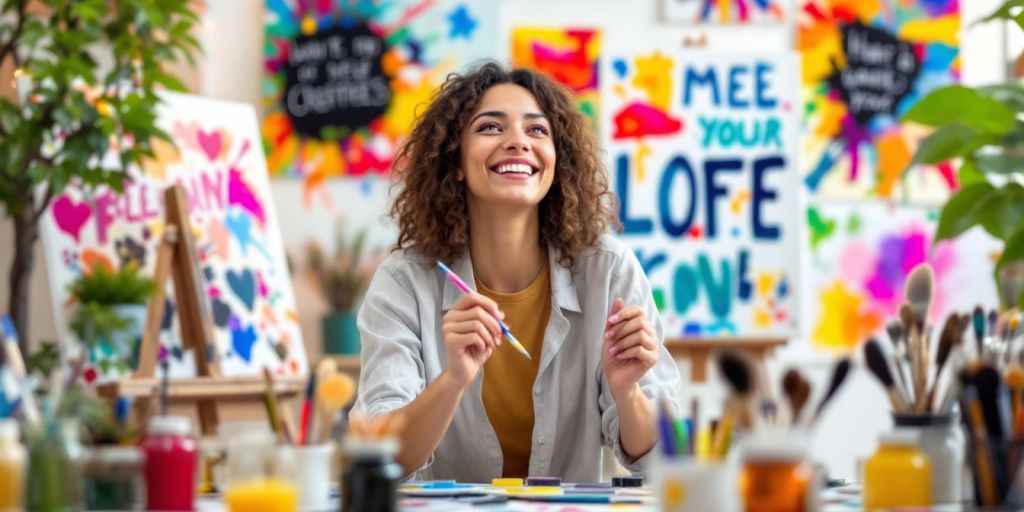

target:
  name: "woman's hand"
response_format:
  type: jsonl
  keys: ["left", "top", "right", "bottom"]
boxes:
{"left": 601, "top": 298, "right": 659, "bottom": 397}
{"left": 441, "top": 293, "right": 504, "bottom": 387}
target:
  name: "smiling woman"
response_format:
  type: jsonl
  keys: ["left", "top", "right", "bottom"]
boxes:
{"left": 353, "top": 61, "right": 683, "bottom": 483}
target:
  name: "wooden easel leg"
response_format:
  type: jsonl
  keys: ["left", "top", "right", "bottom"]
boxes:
{"left": 197, "top": 400, "right": 219, "bottom": 436}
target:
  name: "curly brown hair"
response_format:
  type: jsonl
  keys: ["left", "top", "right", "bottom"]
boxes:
{"left": 389, "top": 61, "right": 619, "bottom": 267}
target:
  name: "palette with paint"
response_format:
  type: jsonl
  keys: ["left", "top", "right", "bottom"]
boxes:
{"left": 398, "top": 478, "right": 653, "bottom": 504}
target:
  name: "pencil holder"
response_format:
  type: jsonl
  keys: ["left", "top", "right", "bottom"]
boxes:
{"left": 892, "top": 413, "right": 965, "bottom": 505}
{"left": 965, "top": 437, "right": 1024, "bottom": 508}
{"left": 649, "top": 455, "right": 740, "bottom": 512}
{"left": 281, "top": 442, "right": 335, "bottom": 511}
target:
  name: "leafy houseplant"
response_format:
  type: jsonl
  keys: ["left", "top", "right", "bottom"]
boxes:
{"left": 304, "top": 224, "right": 383, "bottom": 355}
{"left": 0, "top": 0, "right": 199, "bottom": 355}
{"left": 68, "top": 264, "right": 155, "bottom": 375}
{"left": 902, "top": 0, "right": 1024, "bottom": 310}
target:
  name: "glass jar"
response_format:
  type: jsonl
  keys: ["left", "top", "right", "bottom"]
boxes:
{"left": 340, "top": 438, "right": 403, "bottom": 512}
{"left": 141, "top": 415, "right": 198, "bottom": 511}
{"left": 24, "top": 419, "right": 84, "bottom": 512}
{"left": 223, "top": 429, "right": 298, "bottom": 512}
{"left": 864, "top": 429, "right": 932, "bottom": 509}
{"left": 739, "top": 430, "right": 815, "bottom": 512}
{"left": 0, "top": 419, "right": 26, "bottom": 510}
{"left": 83, "top": 445, "right": 145, "bottom": 510}
{"left": 893, "top": 413, "right": 964, "bottom": 504}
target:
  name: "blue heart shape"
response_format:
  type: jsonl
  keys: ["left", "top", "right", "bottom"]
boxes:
{"left": 612, "top": 59, "right": 628, "bottom": 79}
{"left": 226, "top": 268, "right": 256, "bottom": 311}
{"left": 211, "top": 297, "right": 231, "bottom": 328}
{"left": 230, "top": 317, "right": 258, "bottom": 363}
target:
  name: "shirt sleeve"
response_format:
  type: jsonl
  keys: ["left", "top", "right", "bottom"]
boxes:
{"left": 353, "top": 262, "right": 426, "bottom": 418}
{"left": 597, "top": 247, "right": 684, "bottom": 473}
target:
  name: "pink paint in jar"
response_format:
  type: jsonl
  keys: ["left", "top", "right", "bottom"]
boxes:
{"left": 141, "top": 416, "right": 198, "bottom": 511}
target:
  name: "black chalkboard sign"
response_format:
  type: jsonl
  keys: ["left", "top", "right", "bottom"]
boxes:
{"left": 828, "top": 21, "right": 920, "bottom": 127}
{"left": 283, "top": 20, "right": 392, "bottom": 139}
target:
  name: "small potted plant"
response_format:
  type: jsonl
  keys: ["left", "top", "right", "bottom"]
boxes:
{"left": 67, "top": 264, "right": 155, "bottom": 378}
{"left": 303, "top": 224, "right": 383, "bottom": 355}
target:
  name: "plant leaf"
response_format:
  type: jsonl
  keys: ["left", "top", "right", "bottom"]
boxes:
{"left": 911, "top": 123, "right": 983, "bottom": 165}
{"left": 902, "top": 85, "right": 1017, "bottom": 135}
{"left": 975, "top": 152, "right": 1024, "bottom": 175}
{"left": 998, "top": 223, "right": 1024, "bottom": 273}
{"left": 978, "top": 183, "right": 1024, "bottom": 239}
{"left": 935, "top": 182, "right": 996, "bottom": 241}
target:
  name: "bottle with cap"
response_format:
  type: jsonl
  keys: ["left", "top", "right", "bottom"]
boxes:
{"left": 340, "top": 437, "right": 403, "bottom": 512}
{"left": 141, "top": 415, "right": 198, "bottom": 511}
{"left": 863, "top": 429, "right": 932, "bottom": 509}
{"left": 739, "top": 430, "right": 816, "bottom": 512}
{"left": 0, "top": 419, "right": 26, "bottom": 510}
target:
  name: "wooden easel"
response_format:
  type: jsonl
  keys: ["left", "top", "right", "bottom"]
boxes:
{"left": 98, "top": 184, "right": 303, "bottom": 436}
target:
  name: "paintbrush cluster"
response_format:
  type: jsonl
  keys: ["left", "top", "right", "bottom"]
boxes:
{"left": 713, "top": 350, "right": 852, "bottom": 457}
{"left": 863, "top": 263, "right": 1024, "bottom": 416}
{"left": 261, "top": 359, "right": 357, "bottom": 446}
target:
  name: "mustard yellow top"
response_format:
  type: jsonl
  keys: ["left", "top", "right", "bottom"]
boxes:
{"left": 476, "top": 262, "right": 551, "bottom": 478}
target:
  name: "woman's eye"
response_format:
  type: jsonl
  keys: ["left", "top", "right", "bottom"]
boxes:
{"left": 529, "top": 125, "right": 549, "bottom": 135}
{"left": 477, "top": 122, "right": 501, "bottom": 132}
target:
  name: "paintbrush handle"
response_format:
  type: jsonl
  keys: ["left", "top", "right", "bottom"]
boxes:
{"left": 887, "top": 387, "right": 908, "bottom": 414}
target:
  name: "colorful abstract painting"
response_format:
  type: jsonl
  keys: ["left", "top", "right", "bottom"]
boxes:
{"left": 603, "top": 50, "right": 801, "bottom": 338}
{"left": 40, "top": 93, "right": 306, "bottom": 382}
{"left": 663, "top": 0, "right": 786, "bottom": 24}
{"left": 262, "top": 0, "right": 498, "bottom": 201}
{"left": 799, "top": 0, "right": 960, "bottom": 203}
{"left": 511, "top": 27, "right": 600, "bottom": 128}
{"left": 805, "top": 203, "right": 1000, "bottom": 351}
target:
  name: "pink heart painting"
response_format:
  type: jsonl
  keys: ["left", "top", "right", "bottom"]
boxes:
{"left": 52, "top": 195, "right": 93, "bottom": 242}
{"left": 197, "top": 129, "right": 222, "bottom": 162}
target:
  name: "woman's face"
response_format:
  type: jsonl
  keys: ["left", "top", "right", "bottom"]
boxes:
{"left": 458, "top": 83, "right": 556, "bottom": 210}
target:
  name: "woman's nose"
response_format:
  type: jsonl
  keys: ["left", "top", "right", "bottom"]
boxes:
{"left": 504, "top": 130, "right": 530, "bottom": 151}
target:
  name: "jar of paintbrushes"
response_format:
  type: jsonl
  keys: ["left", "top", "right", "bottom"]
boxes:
{"left": 861, "top": 263, "right": 1024, "bottom": 506}
{"left": 715, "top": 351, "right": 852, "bottom": 512}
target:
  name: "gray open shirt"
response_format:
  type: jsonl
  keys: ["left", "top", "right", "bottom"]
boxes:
{"left": 353, "top": 235, "right": 683, "bottom": 482}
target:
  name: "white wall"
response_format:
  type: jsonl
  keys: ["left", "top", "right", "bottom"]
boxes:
{"left": 2, "top": 0, "right": 1015, "bottom": 480}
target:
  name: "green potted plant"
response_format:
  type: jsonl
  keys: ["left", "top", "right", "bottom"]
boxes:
{"left": 303, "top": 224, "right": 383, "bottom": 355}
{"left": 67, "top": 264, "right": 155, "bottom": 377}
{"left": 0, "top": 1, "right": 199, "bottom": 355}
{"left": 902, "top": 0, "right": 1024, "bottom": 310}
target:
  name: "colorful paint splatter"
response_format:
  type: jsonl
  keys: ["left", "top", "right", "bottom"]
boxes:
{"left": 604, "top": 49, "right": 800, "bottom": 337}
{"left": 664, "top": 0, "right": 786, "bottom": 24}
{"left": 799, "top": 0, "right": 960, "bottom": 203}
{"left": 806, "top": 203, "right": 1000, "bottom": 351}
{"left": 262, "top": 0, "right": 497, "bottom": 201}
{"left": 41, "top": 92, "right": 307, "bottom": 382}
{"left": 511, "top": 27, "right": 600, "bottom": 128}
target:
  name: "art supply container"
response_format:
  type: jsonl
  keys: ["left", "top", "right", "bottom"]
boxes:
{"left": 340, "top": 437, "right": 402, "bottom": 512}
{"left": 863, "top": 429, "right": 931, "bottom": 509}
{"left": 142, "top": 415, "right": 198, "bottom": 511}
{"left": 649, "top": 455, "right": 739, "bottom": 512}
{"left": 739, "top": 430, "right": 817, "bottom": 512}
{"left": 0, "top": 419, "right": 26, "bottom": 510}
{"left": 281, "top": 442, "right": 335, "bottom": 510}
{"left": 967, "top": 437, "right": 1024, "bottom": 507}
{"left": 223, "top": 429, "right": 298, "bottom": 512}
{"left": 893, "top": 413, "right": 965, "bottom": 504}
{"left": 24, "top": 419, "right": 84, "bottom": 512}
{"left": 83, "top": 445, "right": 145, "bottom": 510}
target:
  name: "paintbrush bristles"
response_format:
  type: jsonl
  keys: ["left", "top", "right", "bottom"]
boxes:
{"left": 718, "top": 351, "right": 751, "bottom": 395}
{"left": 864, "top": 338, "right": 908, "bottom": 413}
{"left": 812, "top": 358, "right": 851, "bottom": 424}
{"left": 905, "top": 264, "right": 936, "bottom": 324}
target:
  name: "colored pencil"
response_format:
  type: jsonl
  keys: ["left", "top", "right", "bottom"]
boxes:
{"left": 436, "top": 261, "right": 531, "bottom": 360}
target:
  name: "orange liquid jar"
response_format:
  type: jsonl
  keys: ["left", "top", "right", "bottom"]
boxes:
{"left": 739, "top": 431, "right": 814, "bottom": 512}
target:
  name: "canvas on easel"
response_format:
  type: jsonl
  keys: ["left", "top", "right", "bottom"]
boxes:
{"left": 40, "top": 92, "right": 307, "bottom": 383}
{"left": 97, "top": 184, "right": 302, "bottom": 436}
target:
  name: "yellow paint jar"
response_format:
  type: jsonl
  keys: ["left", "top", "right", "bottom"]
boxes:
{"left": 0, "top": 419, "right": 25, "bottom": 510}
{"left": 863, "top": 429, "right": 932, "bottom": 509}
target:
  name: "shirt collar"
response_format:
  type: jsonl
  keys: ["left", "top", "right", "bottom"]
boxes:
{"left": 440, "top": 247, "right": 581, "bottom": 313}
